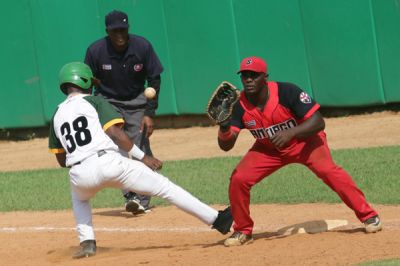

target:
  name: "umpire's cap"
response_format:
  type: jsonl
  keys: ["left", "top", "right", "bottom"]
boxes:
{"left": 105, "top": 10, "right": 129, "bottom": 30}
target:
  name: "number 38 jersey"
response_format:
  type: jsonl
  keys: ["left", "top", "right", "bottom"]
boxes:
{"left": 48, "top": 94, "right": 124, "bottom": 167}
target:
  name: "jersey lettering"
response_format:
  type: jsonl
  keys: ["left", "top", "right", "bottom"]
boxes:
{"left": 60, "top": 116, "right": 92, "bottom": 153}
{"left": 249, "top": 119, "right": 297, "bottom": 139}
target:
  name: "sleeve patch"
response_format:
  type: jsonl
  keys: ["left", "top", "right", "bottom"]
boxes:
{"left": 299, "top": 92, "right": 312, "bottom": 104}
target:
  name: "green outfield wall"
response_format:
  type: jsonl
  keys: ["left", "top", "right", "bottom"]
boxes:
{"left": 0, "top": 0, "right": 399, "bottom": 128}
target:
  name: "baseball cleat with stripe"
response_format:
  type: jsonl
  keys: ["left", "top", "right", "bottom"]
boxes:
{"left": 364, "top": 215, "right": 382, "bottom": 233}
{"left": 224, "top": 231, "right": 253, "bottom": 246}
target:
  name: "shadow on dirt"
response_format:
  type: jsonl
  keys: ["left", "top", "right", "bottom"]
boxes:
{"left": 93, "top": 209, "right": 141, "bottom": 218}
{"left": 253, "top": 219, "right": 363, "bottom": 240}
{"left": 202, "top": 219, "right": 364, "bottom": 248}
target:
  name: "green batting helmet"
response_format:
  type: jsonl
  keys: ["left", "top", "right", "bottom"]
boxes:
{"left": 59, "top": 62, "right": 93, "bottom": 94}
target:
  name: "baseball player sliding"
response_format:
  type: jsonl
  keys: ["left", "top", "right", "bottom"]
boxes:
{"left": 214, "top": 56, "right": 382, "bottom": 246}
{"left": 48, "top": 62, "right": 233, "bottom": 258}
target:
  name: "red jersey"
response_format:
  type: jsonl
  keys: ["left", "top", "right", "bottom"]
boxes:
{"left": 230, "top": 81, "right": 321, "bottom": 149}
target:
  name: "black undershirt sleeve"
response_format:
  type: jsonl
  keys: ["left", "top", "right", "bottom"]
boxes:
{"left": 277, "top": 82, "right": 318, "bottom": 119}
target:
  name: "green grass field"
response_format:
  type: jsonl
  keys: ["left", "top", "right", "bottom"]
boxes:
{"left": 357, "top": 259, "right": 400, "bottom": 266}
{"left": 0, "top": 145, "right": 399, "bottom": 211}
{"left": 0, "top": 145, "right": 399, "bottom": 265}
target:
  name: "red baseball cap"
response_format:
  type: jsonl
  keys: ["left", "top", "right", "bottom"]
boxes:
{"left": 237, "top": 56, "right": 267, "bottom": 74}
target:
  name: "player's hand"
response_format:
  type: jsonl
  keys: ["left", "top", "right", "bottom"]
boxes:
{"left": 141, "top": 116, "right": 154, "bottom": 137}
{"left": 270, "top": 130, "right": 296, "bottom": 149}
{"left": 141, "top": 155, "right": 163, "bottom": 171}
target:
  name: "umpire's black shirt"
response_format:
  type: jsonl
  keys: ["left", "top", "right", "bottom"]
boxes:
{"left": 84, "top": 34, "right": 163, "bottom": 114}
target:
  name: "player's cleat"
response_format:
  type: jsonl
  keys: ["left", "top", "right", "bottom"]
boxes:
{"left": 124, "top": 192, "right": 146, "bottom": 215}
{"left": 212, "top": 206, "right": 233, "bottom": 234}
{"left": 364, "top": 215, "right": 382, "bottom": 233}
{"left": 73, "top": 240, "right": 96, "bottom": 259}
{"left": 143, "top": 206, "right": 153, "bottom": 213}
{"left": 224, "top": 231, "right": 253, "bottom": 247}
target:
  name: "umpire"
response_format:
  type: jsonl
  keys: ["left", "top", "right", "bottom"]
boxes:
{"left": 84, "top": 10, "right": 163, "bottom": 214}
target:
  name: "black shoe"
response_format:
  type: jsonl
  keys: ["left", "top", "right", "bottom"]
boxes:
{"left": 124, "top": 192, "right": 145, "bottom": 215}
{"left": 212, "top": 206, "right": 233, "bottom": 235}
{"left": 73, "top": 240, "right": 96, "bottom": 259}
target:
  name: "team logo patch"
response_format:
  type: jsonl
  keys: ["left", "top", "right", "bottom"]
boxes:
{"left": 246, "top": 59, "right": 253, "bottom": 65}
{"left": 134, "top": 63, "right": 143, "bottom": 71}
{"left": 299, "top": 92, "right": 311, "bottom": 104}
{"left": 102, "top": 64, "right": 112, "bottom": 70}
{"left": 245, "top": 120, "right": 256, "bottom": 127}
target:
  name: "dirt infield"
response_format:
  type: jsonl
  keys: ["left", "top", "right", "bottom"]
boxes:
{"left": 0, "top": 111, "right": 399, "bottom": 265}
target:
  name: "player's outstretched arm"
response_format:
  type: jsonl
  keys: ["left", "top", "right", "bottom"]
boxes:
{"left": 105, "top": 124, "right": 162, "bottom": 170}
{"left": 105, "top": 124, "right": 134, "bottom": 152}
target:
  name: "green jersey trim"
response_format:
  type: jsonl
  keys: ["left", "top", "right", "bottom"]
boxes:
{"left": 83, "top": 95, "right": 124, "bottom": 127}
{"left": 104, "top": 118, "right": 124, "bottom": 131}
{"left": 48, "top": 108, "right": 64, "bottom": 151}
{"left": 49, "top": 148, "right": 65, "bottom": 154}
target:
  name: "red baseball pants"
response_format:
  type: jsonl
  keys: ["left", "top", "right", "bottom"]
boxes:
{"left": 229, "top": 132, "right": 378, "bottom": 235}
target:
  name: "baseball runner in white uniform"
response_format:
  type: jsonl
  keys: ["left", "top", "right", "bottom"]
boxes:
{"left": 48, "top": 62, "right": 233, "bottom": 259}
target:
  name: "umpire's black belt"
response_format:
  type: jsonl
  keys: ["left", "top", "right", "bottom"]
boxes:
{"left": 71, "top": 150, "right": 107, "bottom": 167}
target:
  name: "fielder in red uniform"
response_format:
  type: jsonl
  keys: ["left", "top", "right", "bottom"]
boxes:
{"left": 218, "top": 56, "right": 382, "bottom": 247}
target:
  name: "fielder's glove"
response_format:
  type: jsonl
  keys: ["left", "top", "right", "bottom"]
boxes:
{"left": 206, "top": 81, "right": 240, "bottom": 126}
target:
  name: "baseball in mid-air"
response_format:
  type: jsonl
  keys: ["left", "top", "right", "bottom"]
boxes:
{"left": 144, "top": 87, "right": 156, "bottom": 99}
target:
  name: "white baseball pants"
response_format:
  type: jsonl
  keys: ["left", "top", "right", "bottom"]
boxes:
{"left": 69, "top": 150, "right": 218, "bottom": 242}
